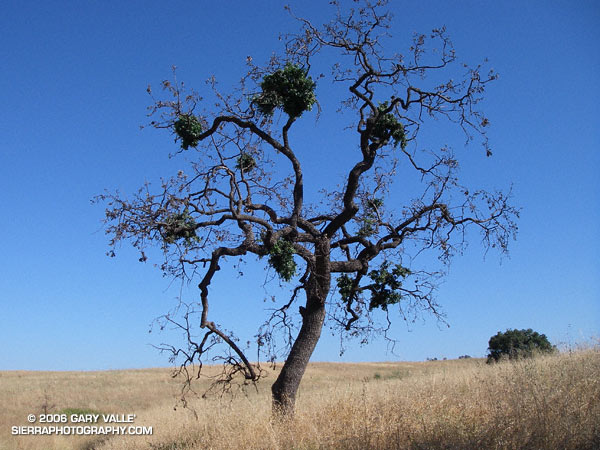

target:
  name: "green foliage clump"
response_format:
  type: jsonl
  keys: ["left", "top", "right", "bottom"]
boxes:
{"left": 487, "top": 328, "right": 555, "bottom": 363}
{"left": 337, "top": 274, "right": 354, "bottom": 301}
{"left": 369, "top": 102, "right": 407, "bottom": 149}
{"left": 236, "top": 153, "right": 257, "bottom": 172}
{"left": 358, "top": 218, "right": 377, "bottom": 237}
{"left": 338, "top": 261, "right": 411, "bottom": 310}
{"left": 174, "top": 114, "right": 203, "bottom": 150}
{"left": 358, "top": 198, "right": 383, "bottom": 237}
{"left": 163, "top": 211, "right": 199, "bottom": 245}
{"left": 254, "top": 63, "right": 316, "bottom": 118}
{"left": 268, "top": 239, "right": 297, "bottom": 281}
{"left": 367, "top": 198, "right": 384, "bottom": 210}
{"left": 367, "top": 262, "right": 411, "bottom": 311}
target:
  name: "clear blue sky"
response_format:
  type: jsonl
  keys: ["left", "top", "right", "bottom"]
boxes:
{"left": 1, "top": 1, "right": 598, "bottom": 371}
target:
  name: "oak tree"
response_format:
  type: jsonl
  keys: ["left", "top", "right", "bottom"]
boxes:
{"left": 487, "top": 329, "right": 555, "bottom": 363}
{"left": 98, "top": 1, "right": 518, "bottom": 416}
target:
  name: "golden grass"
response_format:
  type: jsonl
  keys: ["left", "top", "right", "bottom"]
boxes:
{"left": 1, "top": 348, "right": 598, "bottom": 449}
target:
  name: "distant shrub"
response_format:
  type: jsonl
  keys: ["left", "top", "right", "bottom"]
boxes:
{"left": 458, "top": 355, "right": 472, "bottom": 359}
{"left": 487, "top": 328, "right": 555, "bottom": 363}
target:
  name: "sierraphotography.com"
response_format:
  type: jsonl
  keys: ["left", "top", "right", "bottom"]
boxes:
{"left": 12, "top": 413, "right": 152, "bottom": 436}
{"left": 11, "top": 426, "right": 152, "bottom": 436}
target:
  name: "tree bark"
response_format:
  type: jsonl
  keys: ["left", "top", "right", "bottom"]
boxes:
{"left": 271, "top": 292, "right": 326, "bottom": 416}
{"left": 271, "top": 240, "right": 330, "bottom": 417}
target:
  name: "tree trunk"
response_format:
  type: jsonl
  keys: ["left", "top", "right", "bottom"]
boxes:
{"left": 271, "top": 240, "right": 330, "bottom": 417}
{"left": 271, "top": 291, "right": 326, "bottom": 416}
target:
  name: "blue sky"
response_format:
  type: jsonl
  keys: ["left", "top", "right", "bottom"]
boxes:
{"left": 1, "top": 1, "right": 598, "bottom": 371}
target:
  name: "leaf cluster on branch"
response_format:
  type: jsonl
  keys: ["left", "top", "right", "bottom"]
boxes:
{"left": 253, "top": 62, "right": 317, "bottom": 118}
{"left": 266, "top": 239, "right": 297, "bottom": 282}
{"left": 366, "top": 262, "right": 412, "bottom": 311}
{"left": 236, "top": 153, "right": 257, "bottom": 173}
{"left": 162, "top": 210, "right": 199, "bottom": 245}
{"left": 173, "top": 114, "right": 203, "bottom": 149}
{"left": 358, "top": 197, "right": 383, "bottom": 237}
{"left": 369, "top": 103, "right": 407, "bottom": 149}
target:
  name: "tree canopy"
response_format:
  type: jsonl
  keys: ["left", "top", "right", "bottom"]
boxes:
{"left": 487, "top": 329, "right": 555, "bottom": 362}
{"left": 97, "top": 0, "right": 518, "bottom": 416}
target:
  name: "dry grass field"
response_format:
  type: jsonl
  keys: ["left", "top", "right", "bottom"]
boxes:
{"left": 1, "top": 347, "right": 598, "bottom": 450}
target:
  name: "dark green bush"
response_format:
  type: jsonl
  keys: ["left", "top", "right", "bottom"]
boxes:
{"left": 487, "top": 328, "right": 555, "bottom": 363}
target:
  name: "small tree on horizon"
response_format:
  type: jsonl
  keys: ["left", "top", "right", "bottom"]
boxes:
{"left": 97, "top": 0, "right": 518, "bottom": 417}
{"left": 487, "top": 328, "right": 555, "bottom": 363}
